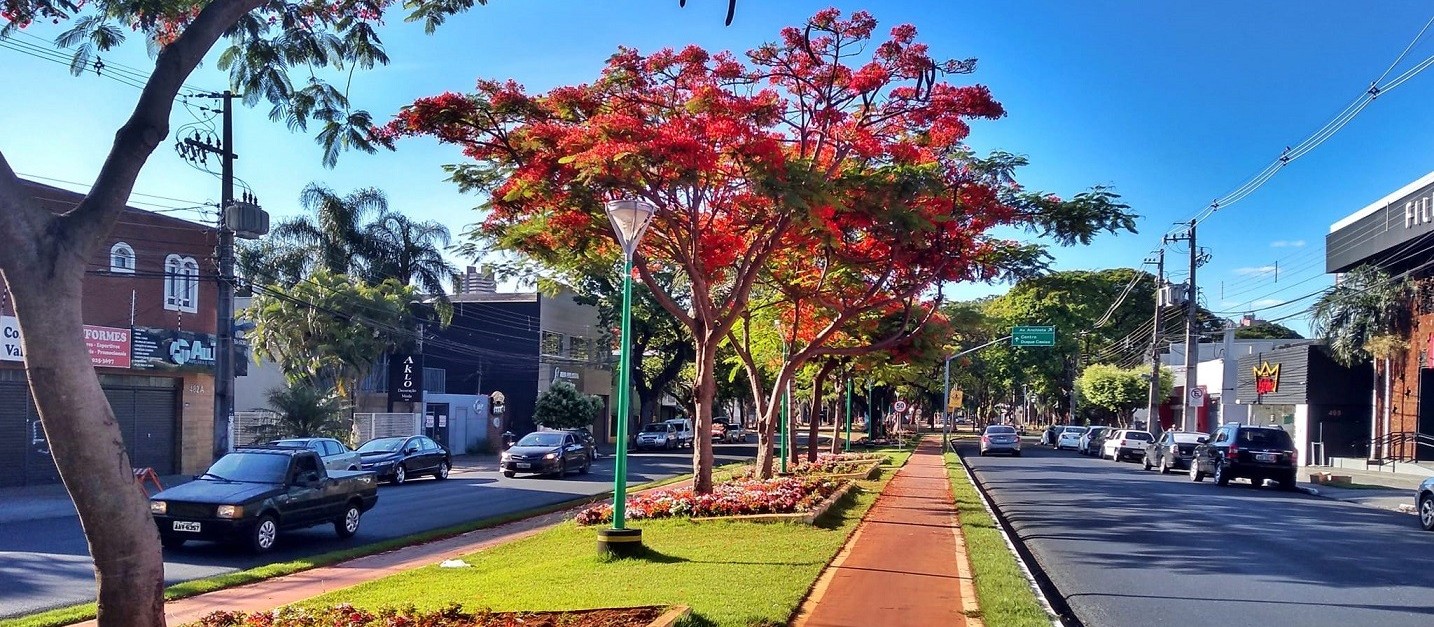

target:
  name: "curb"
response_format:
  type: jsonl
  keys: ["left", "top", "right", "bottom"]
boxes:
{"left": 1298, "top": 486, "right": 1320, "bottom": 496}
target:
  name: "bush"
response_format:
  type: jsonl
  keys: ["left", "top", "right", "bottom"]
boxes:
{"left": 194, "top": 603, "right": 664, "bottom": 627}
{"left": 533, "top": 381, "right": 602, "bottom": 430}
{"left": 574, "top": 476, "right": 846, "bottom": 525}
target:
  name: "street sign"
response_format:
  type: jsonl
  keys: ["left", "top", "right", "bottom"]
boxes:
{"left": 1187, "top": 385, "right": 1207, "bottom": 406}
{"left": 1011, "top": 325, "right": 1056, "bottom": 347}
{"left": 893, "top": 400, "right": 909, "bottom": 413}
{"left": 946, "top": 389, "right": 963, "bottom": 412}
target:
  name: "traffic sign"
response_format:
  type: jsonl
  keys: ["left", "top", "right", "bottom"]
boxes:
{"left": 1187, "top": 385, "right": 1207, "bottom": 406}
{"left": 1011, "top": 325, "right": 1056, "bottom": 347}
{"left": 946, "top": 389, "right": 964, "bottom": 412}
{"left": 893, "top": 400, "right": 909, "bottom": 413}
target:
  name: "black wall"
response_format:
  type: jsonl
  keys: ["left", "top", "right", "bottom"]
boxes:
{"left": 425, "top": 300, "right": 542, "bottom": 435}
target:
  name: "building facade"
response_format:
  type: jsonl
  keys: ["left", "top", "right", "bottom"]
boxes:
{"left": 1233, "top": 344, "right": 1372, "bottom": 465}
{"left": 0, "top": 181, "right": 220, "bottom": 486}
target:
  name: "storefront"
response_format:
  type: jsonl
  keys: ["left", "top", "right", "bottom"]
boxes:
{"left": 1235, "top": 344, "right": 1372, "bottom": 466}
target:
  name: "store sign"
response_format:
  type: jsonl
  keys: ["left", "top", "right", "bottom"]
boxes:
{"left": 2, "top": 315, "right": 132, "bottom": 368}
{"left": 388, "top": 353, "right": 423, "bottom": 403}
{"left": 131, "top": 326, "right": 216, "bottom": 372}
{"left": 1253, "top": 361, "right": 1281, "bottom": 395}
{"left": 553, "top": 365, "right": 583, "bottom": 389}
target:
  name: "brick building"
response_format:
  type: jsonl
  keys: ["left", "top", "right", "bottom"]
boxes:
{"left": 0, "top": 180, "right": 220, "bottom": 486}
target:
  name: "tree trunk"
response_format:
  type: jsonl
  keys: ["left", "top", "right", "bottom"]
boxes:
{"left": 690, "top": 337, "right": 719, "bottom": 494}
{"left": 4, "top": 263, "right": 166, "bottom": 627}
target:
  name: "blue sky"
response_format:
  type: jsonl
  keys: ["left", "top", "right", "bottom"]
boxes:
{"left": 3, "top": 1, "right": 1434, "bottom": 335}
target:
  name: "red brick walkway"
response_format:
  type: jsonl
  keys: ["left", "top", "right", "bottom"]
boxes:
{"left": 793, "top": 439, "right": 978, "bottom": 627}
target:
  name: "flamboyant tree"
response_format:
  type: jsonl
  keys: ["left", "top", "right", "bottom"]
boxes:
{"left": 382, "top": 8, "right": 1134, "bottom": 493}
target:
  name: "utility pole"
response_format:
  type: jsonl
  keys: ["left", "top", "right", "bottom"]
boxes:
{"left": 1164, "top": 221, "right": 1208, "bottom": 432}
{"left": 1147, "top": 248, "right": 1165, "bottom": 435}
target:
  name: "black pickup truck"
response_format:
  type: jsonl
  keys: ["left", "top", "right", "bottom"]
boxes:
{"left": 150, "top": 446, "right": 379, "bottom": 552}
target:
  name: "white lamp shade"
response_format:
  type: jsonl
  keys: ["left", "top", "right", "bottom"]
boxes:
{"left": 605, "top": 198, "right": 656, "bottom": 258}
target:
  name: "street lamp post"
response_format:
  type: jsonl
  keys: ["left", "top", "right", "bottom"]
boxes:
{"left": 779, "top": 337, "right": 790, "bottom": 474}
{"left": 844, "top": 373, "right": 853, "bottom": 452}
{"left": 597, "top": 198, "right": 655, "bottom": 557}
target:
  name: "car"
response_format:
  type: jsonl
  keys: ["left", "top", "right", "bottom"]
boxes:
{"left": 1189, "top": 423, "right": 1298, "bottom": 489}
{"left": 722, "top": 422, "right": 750, "bottom": 443}
{"left": 980, "top": 425, "right": 1022, "bottom": 456}
{"left": 1041, "top": 425, "right": 1062, "bottom": 446}
{"left": 710, "top": 422, "right": 729, "bottom": 441}
{"left": 665, "top": 418, "right": 696, "bottom": 448}
{"left": 501, "top": 430, "right": 592, "bottom": 477}
{"left": 1142, "top": 430, "right": 1205, "bottom": 473}
{"left": 150, "top": 447, "right": 378, "bottom": 552}
{"left": 266, "top": 437, "right": 362, "bottom": 472}
{"left": 1085, "top": 427, "right": 1113, "bottom": 456}
{"left": 356, "top": 435, "right": 452, "bottom": 485}
{"left": 635, "top": 422, "right": 679, "bottom": 450}
{"left": 1055, "top": 426, "right": 1087, "bottom": 450}
{"left": 1077, "top": 426, "right": 1110, "bottom": 456}
{"left": 1418, "top": 476, "right": 1434, "bottom": 531}
{"left": 560, "top": 427, "right": 601, "bottom": 459}
{"left": 1102, "top": 429, "right": 1154, "bottom": 462}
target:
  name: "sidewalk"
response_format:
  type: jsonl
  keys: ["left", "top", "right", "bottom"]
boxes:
{"left": 1300, "top": 465, "right": 1422, "bottom": 515}
{"left": 793, "top": 439, "right": 978, "bottom": 627}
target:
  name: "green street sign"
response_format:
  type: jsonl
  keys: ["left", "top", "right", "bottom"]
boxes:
{"left": 1011, "top": 325, "right": 1056, "bottom": 347}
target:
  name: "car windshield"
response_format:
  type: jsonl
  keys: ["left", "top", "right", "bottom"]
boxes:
{"left": 986, "top": 426, "right": 1016, "bottom": 434}
{"left": 641, "top": 425, "right": 670, "bottom": 433}
{"left": 1171, "top": 432, "right": 1204, "bottom": 444}
{"left": 1063, "top": 427, "right": 1087, "bottom": 435}
{"left": 1088, "top": 427, "right": 1106, "bottom": 434}
{"left": 1124, "top": 432, "right": 1153, "bottom": 441}
{"left": 358, "top": 438, "right": 405, "bottom": 453}
{"left": 1239, "top": 428, "right": 1293, "bottom": 448}
{"left": 203, "top": 452, "right": 290, "bottom": 483}
{"left": 518, "top": 433, "right": 565, "bottom": 447}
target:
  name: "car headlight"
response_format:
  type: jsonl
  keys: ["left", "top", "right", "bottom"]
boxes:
{"left": 544, "top": 452, "right": 559, "bottom": 460}
{"left": 216, "top": 505, "right": 243, "bottom": 519}
{"left": 149, "top": 501, "right": 167, "bottom": 515}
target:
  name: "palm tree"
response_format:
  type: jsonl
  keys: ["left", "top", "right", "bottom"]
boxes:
{"left": 270, "top": 183, "right": 390, "bottom": 277}
{"left": 1310, "top": 264, "right": 1412, "bottom": 460}
{"left": 363, "top": 213, "right": 459, "bottom": 296}
{"left": 255, "top": 382, "right": 348, "bottom": 439}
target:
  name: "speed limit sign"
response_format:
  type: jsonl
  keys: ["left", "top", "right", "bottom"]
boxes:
{"left": 893, "top": 400, "right": 909, "bottom": 413}
{"left": 1187, "top": 385, "right": 1206, "bottom": 406}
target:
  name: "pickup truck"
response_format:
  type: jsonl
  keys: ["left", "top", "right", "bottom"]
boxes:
{"left": 150, "top": 447, "right": 379, "bottom": 552}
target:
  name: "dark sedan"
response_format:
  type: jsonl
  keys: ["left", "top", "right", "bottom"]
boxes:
{"left": 501, "top": 431, "right": 592, "bottom": 478}
{"left": 1142, "top": 430, "right": 1204, "bottom": 473}
{"left": 356, "top": 435, "right": 451, "bottom": 485}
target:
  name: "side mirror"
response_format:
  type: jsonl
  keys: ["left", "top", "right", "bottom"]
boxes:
{"left": 1197, "top": 437, "right": 1208, "bottom": 444}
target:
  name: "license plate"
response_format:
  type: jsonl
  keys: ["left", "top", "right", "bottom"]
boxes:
{"left": 172, "top": 521, "right": 201, "bottom": 533}
{"left": 1256, "top": 453, "right": 1276, "bottom": 462}
{"left": 516, "top": 462, "right": 531, "bottom": 469}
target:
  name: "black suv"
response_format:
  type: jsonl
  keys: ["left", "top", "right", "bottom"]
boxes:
{"left": 1190, "top": 424, "right": 1298, "bottom": 489}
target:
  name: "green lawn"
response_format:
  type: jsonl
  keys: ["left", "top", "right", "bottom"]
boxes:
{"left": 945, "top": 452, "right": 1052, "bottom": 627}
{"left": 295, "top": 450, "right": 912, "bottom": 627}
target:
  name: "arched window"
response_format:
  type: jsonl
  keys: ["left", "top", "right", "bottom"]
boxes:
{"left": 109, "top": 242, "right": 135, "bottom": 274}
{"left": 164, "top": 254, "right": 199, "bottom": 313}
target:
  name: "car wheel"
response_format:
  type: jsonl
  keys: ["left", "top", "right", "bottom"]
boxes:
{"left": 160, "top": 534, "right": 187, "bottom": 549}
{"left": 1190, "top": 463, "right": 1205, "bottom": 482}
{"left": 1143, "top": 456, "right": 1152, "bottom": 471}
{"left": 434, "top": 461, "right": 450, "bottom": 480}
{"left": 334, "top": 503, "right": 362, "bottom": 539}
{"left": 979, "top": 450, "right": 988, "bottom": 457}
{"left": 1279, "top": 473, "right": 1298, "bottom": 492}
{"left": 391, "top": 465, "right": 407, "bottom": 485}
{"left": 502, "top": 470, "right": 516, "bottom": 478}
{"left": 1214, "top": 462, "right": 1230, "bottom": 486}
{"left": 348, "top": 466, "right": 359, "bottom": 472}
{"left": 1160, "top": 457, "right": 1171, "bottom": 475}
{"left": 580, "top": 456, "right": 591, "bottom": 474}
{"left": 1249, "top": 477, "right": 1264, "bottom": 488}
{"left": 558, "top": 459, "right": 568, "bottom": 477}
{"left": 248, "top": 515, "right": 278, "bottom": 553}
{"left": 1420, "top": 493, "right": 1434, "bottom": 531}
{"left": 1013, "top": 450, "right": 1022, "bottom": 457}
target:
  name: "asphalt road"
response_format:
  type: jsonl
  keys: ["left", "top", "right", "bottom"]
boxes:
{"left": 959, "top": 441, "right": 1434, "bottom": 627}
{"left": 0, "top": 444, "right": 756, "bottom": 618}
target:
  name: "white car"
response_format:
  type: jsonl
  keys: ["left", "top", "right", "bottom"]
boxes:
{"left": 1056, "top": 426, "right": 1088, "bottom": 450}
{"left": 1102, "top": 429, "right": 1155, "bottom": 462}
{"left": 979, "top": 425, "right": 1022, "bottom": 456}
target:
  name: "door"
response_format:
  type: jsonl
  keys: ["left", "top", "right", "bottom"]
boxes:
{"left": 285, "top": 455, "right": 327, "bottom": 526}
{"left": 1419, "top": 369, "right": 1434, "bottom": 461}
{"left": 0, "top": 381, "right": 30, "bottom": 488}
{"left": 424, "top": 403, "right": 450, "bottom": 448}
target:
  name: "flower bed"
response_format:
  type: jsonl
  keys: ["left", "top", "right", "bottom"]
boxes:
{"left": 574, "top": 476, "right": 846, "bottom": 525}
{"left": 192, "top": 603, "right": 682, "bottom": 627}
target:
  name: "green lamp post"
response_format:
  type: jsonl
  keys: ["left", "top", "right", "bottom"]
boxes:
{"left": 596, "top": 198, "right": 655, "bottom": 557}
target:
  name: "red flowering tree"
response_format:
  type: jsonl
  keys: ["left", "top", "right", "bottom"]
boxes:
{"left": 382, "top": 8, "right": 1133, "bottom": 493}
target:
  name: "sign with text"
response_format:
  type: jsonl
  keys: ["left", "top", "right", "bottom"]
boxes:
{"left": 1011, "top": 325, "right": 1056, "bottom": 347}
{"left": 553, "top": 365, "right": 584, "bottom": 389}
{"left": 388, "top": 353, "right": 423, "bottom": 403}
{"left": 131, "top": 326, "right": 216, "bottom": 372}
{"left": 3, "top": 316, "right": 132, "bottom": 368}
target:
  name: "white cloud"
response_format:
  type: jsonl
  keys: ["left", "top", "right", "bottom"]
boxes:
{"left": 1270, "top": 240, "right": 1306, "bottom": 248}
{"left": 1233, "top": 266, "right": 1278, "bottom": 276}
{"left": 1252, "top": 299, "right": 1285, "bottom": 308}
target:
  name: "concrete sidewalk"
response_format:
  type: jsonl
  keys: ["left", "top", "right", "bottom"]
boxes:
{"left": 793, "top": 439, "right": 978, "bottom": 627}
{"left": 1300, "top": 465, "right": 1422, "bottom": 515}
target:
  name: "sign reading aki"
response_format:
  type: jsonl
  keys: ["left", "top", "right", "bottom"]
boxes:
{"left": 131, "top": 327, "right": 216, "bottom": 372}
{"left": 2, "top": 315, "right": 132, "bottom": 368}
{"left": 1011, "top": 325, "right": 1056, "bottom": 347}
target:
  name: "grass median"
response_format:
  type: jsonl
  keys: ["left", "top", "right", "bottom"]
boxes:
{"left": 945, "top": 451, "right": 1051, "bottom": 627}
{"left": 291, "top": 449, "right": 913, "bottom": 627}
{"left": 0, "top": 468, "right": 712, "bottom": 627}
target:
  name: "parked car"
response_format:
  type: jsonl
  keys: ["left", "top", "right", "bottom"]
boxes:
{"left": 1056, "top": 426, "right": 1088, "bottom": 450}
{"left": 1418, "top": 476, "right": 1434, "bottom": 531}
{"left": 266, "top": 437, "right": 361, "bottom": 472}
{"left": 1077, "top": 426, "right": 1109, "bottom": 456}
{"left": 710, "top": 422, "right": 729, "bottom": 441}
{"left": 1102, "top": 429, "right": 1154, "bottom": 462}
{"left": 665, "top": 418, "right": 696, "bottom": 448}
{"left": 1143, "top": 430, "right": 1204, "bottom": 473}
{"left": 980, "top": 425, "right": 1022, "bottom": 456}
{"left": 356, "top": 435, "right": 452, "bottom": 485}
{"left": 1041, "top": 425, "right": 1062, "bottom": 446}
{"left": 501, "top": 430, "right": 592, "bottom": 478}
{"left": 635, "top": 422, "right": 679, "bottom": 450}
{"left": 150, "top": 447, "right": 378, "bottom": 552}
{"left": 722, "top": 422, "right": 750, "bottom": 443}
{"left": 1190, "top": 423, "right": 1297, "bottom": 489}
{"left": 560, "top": 427, "right": 600, "bottom": 459}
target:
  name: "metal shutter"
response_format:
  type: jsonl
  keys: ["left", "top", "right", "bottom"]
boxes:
{"left": 0, "top": 382, "right": 29, "bottom": 488}
{"left": 130, "top": 389, "right": 177, "bottom": 474}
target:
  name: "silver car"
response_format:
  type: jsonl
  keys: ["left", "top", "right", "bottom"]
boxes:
{"left": 980, "top": 425, "right": 1022, "bottom": 456}
{"left": 268, "top": 437, "right": 362, "bottom": 472}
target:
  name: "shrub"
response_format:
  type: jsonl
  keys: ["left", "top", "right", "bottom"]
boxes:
{"left": 575, "top": 476, "right": 846, "bottom": 525}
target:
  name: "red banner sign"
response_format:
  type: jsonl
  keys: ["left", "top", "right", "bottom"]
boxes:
{"left": 84, "top": 325, "right": 131, "bottom": 368}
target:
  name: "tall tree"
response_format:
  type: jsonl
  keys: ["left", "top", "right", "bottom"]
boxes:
{"left": 255, "top": 382, "right": 348, "bottom": 440}
{"left": 363, "top": 212, "right": 460, "bottom": 296}
{"left": 1234, "top": 320, "right": 1304, "bottom": 340}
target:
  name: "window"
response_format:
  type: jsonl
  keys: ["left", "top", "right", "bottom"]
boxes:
{"left": 540, "top": 331, "right": 564, "bottom": 356}
{"left": 163, "top": 254, "right": 199, "bottom": 313}
{"left": 109, "top": 242, "right": 135, "bottom": 274}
